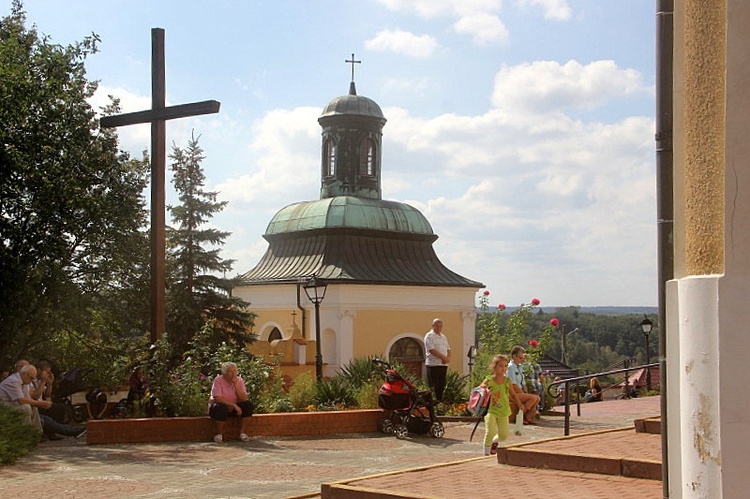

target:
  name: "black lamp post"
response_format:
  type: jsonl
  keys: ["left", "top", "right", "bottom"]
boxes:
{"left": 467, "top": 345, "right": 478, "bottom": 374}
{"left": 640, "top": 315, "right": 653, "bottom": 391}
{"left": 304, "top": 274, "right": 327, "bottom": 381}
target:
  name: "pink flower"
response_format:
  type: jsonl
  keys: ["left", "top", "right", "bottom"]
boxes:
{"left": 497, "top": 304, "right": 506, "bottom": 310}
{"left": 531, "top": 298, "right": 540, "bottom": 306}
{"left": 528, "top": 339, "right": 539, "bottom": 348}
{"left": 550, "top": 318, "right": 559, "bottom": 327}
{"left": 483, "top": 290, "right": 490, "bottom": 296}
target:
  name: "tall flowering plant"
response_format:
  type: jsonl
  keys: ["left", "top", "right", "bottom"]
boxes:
{"left": 469, "top": 291, "right": 547, "bottom": 388}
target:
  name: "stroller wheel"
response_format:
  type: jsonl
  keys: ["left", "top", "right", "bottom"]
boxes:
{"left": 430, "top": 422, "right": 445, "bottom": 438}
{"left": 378, "top": 418, "right": 394, "bottom": 434}
{"left": 394, "top": 424, "right": 409, "bottom": 440}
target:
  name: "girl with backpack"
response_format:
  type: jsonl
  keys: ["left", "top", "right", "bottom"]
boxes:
{"left": 479, "top": 354, "right": 525, "bottom": 455}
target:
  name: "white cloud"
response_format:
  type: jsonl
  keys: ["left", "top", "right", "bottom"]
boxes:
{"left": 452, "top": 12, "right": 509, "bottom": 45}
{"left": 365, "top": 29, "right": 439, "bottom": 58}
{"left": 516, "top": 0, "right": 572, "bottom": 21}
{"left": 377, "top": 0, "right": 502, "bottom": 18}
{"left": 491, "top": 60, "right": 650, "bottom": 114}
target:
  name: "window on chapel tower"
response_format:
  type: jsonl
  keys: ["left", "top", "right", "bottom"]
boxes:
{"left": 360, "top": 138, "right": 376, "bottom": 176}
{"left": 323, "top": 139, "right": 336, "bottom": 177}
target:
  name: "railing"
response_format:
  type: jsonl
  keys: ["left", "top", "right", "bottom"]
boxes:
{"left": 547, "top": 362, "right": 659, "bottom": 435}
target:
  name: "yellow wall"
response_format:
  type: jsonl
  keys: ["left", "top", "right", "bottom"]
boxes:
{"left": 351, "top": 309, "right": 465, "bottom": 371}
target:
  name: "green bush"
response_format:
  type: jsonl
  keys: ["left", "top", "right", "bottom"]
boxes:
{"left": 441, "top": 369, "right": 468, "bottom": 405}
{"left": 315, "top": 376, "right": 357, "bottom": 409}
{"left": 0, "top": 404, "right": 40, "bottom": 465}
{"left": 354, "top": 379, "right": 381, "bottom": 409}
{"left": 337, "top": 355, "right": 381, "bottom": 389}
{"left": 288, "top": 372, "right": 317, "bottom": 410}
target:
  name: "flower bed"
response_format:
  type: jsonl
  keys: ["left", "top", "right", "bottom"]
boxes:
{"left": 85, "top": 409, "right": 383, "bottom": 444}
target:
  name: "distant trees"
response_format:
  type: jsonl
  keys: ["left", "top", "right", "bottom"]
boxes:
{"left": 166, "top": 133, "right": 256, "bottom": 357}
{"left": 491, "top": 307, "right": 659, "bottom": 375}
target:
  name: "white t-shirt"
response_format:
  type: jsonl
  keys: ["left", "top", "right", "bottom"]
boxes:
{"left": 424, "top": 331, "right": 450, "bottom": 366}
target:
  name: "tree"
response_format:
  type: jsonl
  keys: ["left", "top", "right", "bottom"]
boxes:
{"left": 0, "top": 2, "right": 151, "bottom": 370}
{"left": 166, "top": 133, "right": 256, "bottom": 357}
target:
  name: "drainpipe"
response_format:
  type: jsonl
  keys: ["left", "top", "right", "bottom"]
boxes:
{"left": 656, "top": 1, "right": 674, "bottom": 497}
{"left": 296, "top": 283, "right": 307, "bottom": 339}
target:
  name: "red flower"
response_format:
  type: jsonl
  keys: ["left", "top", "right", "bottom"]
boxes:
{"left": 483, "top": 290, "right": 490, "bottom": 296}
{"left": 550, "top": 318, "right": 559, "bottom": 327}
{"left": 531, "top": 298, "right": 540, "bottom": 306}
{"left": 528, "top": 339, "right": 539, "bottom": 348}
{"left": 497, "top": 304, "right": 506, "bottom": 310}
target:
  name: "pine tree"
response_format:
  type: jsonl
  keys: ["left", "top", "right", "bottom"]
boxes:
{"left": 166, "top": 132, "right": 255, "bottom": 356}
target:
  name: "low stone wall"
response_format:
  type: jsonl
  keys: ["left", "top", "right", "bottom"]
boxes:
{"left": 85, "top": 409, "right": 383, "bottom": 444}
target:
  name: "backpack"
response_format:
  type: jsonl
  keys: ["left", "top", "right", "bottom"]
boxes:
{"left": 467, "top": 386, "right": 491, "bottom": 418}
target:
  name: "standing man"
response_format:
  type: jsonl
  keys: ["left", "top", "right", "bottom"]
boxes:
{"left": 424, "top": 318, "right": 451, "bottom": 403}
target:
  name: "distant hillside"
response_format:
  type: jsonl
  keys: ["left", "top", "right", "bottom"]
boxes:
{"left": 483, "top": 306, "right": 658, "bottom": 316}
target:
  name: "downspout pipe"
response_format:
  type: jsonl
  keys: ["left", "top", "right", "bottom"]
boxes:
{"left": 296, "top": 283, "right": 307, "bottom": 339}
{"left": 656, "top": 1, "right": 674, "bottom": 497}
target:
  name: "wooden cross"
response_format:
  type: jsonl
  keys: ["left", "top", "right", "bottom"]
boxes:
{"left": 345, "top": 53, "right": 361, "bottom": 82}
{"left": 100, "top": 28, "right": 220, "bottom": 343}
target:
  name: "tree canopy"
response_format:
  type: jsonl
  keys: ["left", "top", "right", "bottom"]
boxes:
{"left": 0, "top": 2, "right": 151, "bottom": 372}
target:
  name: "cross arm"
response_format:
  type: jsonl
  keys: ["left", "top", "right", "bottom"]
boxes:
{"left": 100, "top": 100, "right": 221, "bottom": 128}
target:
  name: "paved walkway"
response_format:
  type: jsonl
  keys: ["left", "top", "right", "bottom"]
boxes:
{"left": 0, "top": 397, "right": 661, "bottom": 499}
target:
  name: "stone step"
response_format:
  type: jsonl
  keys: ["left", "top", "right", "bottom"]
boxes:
{"left": 497, "top": 426, "right": 662, "bottom": 480}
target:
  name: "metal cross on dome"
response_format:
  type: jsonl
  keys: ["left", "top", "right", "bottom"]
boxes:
{"left": 345, "top": 53, "right": 361, "bottom": 82}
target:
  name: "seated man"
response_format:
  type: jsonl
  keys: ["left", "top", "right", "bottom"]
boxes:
{"left": 506, "top": 345, "right": 541, "bottom": 424}
{"left": 208, "top": 362, "right": 254, "bottom": 443}
{"left": 0, "top": 363, "right": 49, "bottom": 432}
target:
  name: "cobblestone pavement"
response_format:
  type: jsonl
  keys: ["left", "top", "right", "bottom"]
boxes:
{"left": 0, "top": 397, "right": 660, "bottom": 499}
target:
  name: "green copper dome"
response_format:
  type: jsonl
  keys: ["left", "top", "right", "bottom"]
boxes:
{"left": 266, "top": 196, "right": 433, "bottom": 236}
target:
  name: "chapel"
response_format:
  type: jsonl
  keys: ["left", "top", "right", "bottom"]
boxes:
{"left": 233, "top": 76, "right": 482, "bottom": 380}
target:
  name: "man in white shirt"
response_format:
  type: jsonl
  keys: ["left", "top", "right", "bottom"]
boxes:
{"left": 506, "top": 345, "right": 540, "bottom": 424}
{"left": 424, "top": 318, "right": 451, "bottom": 402}
{"left": 0, "top": 363, "right": 49, "bottom": 431}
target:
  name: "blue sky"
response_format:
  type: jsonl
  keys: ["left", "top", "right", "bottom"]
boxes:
{"left": 13, "top": 0, "right": 657, "bottom": 307}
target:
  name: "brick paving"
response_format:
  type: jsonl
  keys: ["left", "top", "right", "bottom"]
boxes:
{"left": 0, "top": 397, "right": 661, "bottom": 499}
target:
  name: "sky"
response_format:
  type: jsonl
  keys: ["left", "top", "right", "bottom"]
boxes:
{"left": 12, "top": 0, "right": 658, "bottom": 307}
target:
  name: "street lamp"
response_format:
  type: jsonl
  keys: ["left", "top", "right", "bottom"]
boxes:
{"left": 640, "top": 315, "right": 653, "bottom": 391}
{"left": 560, "top": 326, "right": 579, "bottom": 366}
{"left": 467, "top": 345, "right": 478, "bottom": 374}
{"left": 304, "top": 274, "right": 327, "bottom": 381}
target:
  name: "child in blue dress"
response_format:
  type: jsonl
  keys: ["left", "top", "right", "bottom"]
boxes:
{"left": 479, "top": 354, "right": 525, "bottom": 455}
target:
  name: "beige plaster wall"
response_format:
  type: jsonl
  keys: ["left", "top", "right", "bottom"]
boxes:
{"left": 680, "top": 0, "right": 726, "bottom": 277}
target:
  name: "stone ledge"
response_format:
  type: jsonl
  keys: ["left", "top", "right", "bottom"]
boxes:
{"left": 85, "top": 409, "right": 383, "bottom": 444}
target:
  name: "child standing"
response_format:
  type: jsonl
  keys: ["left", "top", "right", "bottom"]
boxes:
{"left": 479, "top": 354, "right": 524, "bottom": 455}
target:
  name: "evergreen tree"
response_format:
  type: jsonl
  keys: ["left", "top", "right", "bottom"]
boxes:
{"left": 166, "top": 133, "right": 256, "bottom": 356}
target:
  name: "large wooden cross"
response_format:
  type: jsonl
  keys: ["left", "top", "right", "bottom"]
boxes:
{"left": 100, "top": 28, "right": 220, "bottom": 343}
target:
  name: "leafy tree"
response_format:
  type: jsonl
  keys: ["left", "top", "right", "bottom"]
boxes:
{"left": 166, "top": 133, "right": 256, "bottom": 356}
{"left": 0, "top": 2, "right": 151, "bottom": 370}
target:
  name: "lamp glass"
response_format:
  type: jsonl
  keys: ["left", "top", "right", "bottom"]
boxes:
{"left": 640, "top": 316, "right": 653, "bottom": 335}
{"left": 304, "top": 275, "right": 327, "bottom": 304}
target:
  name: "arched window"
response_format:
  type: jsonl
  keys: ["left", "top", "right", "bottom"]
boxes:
{"left": 323, "top": 139, "right": 336, "bottom": 177}
{"left": 388, "top": 337, "right": 424, "bottom": 379}
{"left": 267, "top": 327, "right": 282, "bottom": 342}
{"left": 360, "top": 138, "right": 376, "bottom": 176}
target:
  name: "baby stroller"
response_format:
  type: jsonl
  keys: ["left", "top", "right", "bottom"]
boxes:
{"left": 52, "top": 366, "right": 91, "bottom": 423}
{"left": 373, "top": 359, "right": 444, "bottom": 439}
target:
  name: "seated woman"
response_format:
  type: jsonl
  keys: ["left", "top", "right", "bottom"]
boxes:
{"left": 584, "top": 377, "right": 603, "bottom": 403}
{"left": 208, "top": 362, "right": 254, "bottom": 443}
{"left": 127, "top": 368, "right": 149, "bottom": 416}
